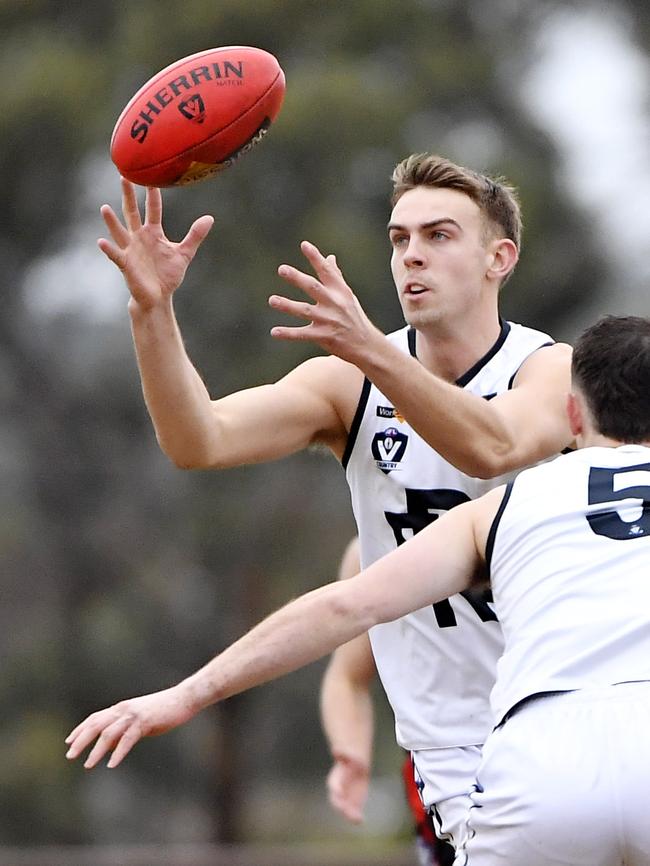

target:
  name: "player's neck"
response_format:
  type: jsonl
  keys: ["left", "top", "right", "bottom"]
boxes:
{"left": 413, "top": 312, "right": 503, "bottom": 382}
{"left": 578, "top": 432, "right": 650, "bottom": 450}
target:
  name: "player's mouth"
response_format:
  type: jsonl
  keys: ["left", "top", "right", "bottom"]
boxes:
{"left": 403, "top": 282, "right": 430, "bottom": 296}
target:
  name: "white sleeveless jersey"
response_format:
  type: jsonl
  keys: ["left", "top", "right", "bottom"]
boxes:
{"left": 488, "top": 444, "right": 650, "bottom": 726}
{"left": 343, "top": 320, "right": 555, "bottom": 749}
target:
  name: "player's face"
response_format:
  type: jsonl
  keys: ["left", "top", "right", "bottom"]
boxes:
{"left": 388, "top": 186, "right": 496, "bottom": 330}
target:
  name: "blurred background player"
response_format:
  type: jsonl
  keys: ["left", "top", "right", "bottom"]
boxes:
{"left": 320, "top": 537, "right": 454, "bottom": 866}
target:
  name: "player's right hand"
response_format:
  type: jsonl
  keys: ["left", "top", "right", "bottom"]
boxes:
{"left": 64, "top": 683, "right": 199, "bottom": 770}
{"left": 97, "top": 178, "right": 214, "bottom": 311}
{"left": 270, "top": 240, "right": 384, "bottom": 367}
{"left": 326, "top": 753, "right": 370, "bottom": 824}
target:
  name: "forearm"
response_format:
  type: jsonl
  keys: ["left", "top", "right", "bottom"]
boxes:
{"left": 357, "top": 335, "right": 514, "bottom": 477}
{"left": 180, "top": 582, "right": 376, "bottom": 714}
{"left": 129, "top": 299, "right": 224, "bottom": 468}
{"left": 197, "top": 503, "right": 477, "bottom": 719}
{"left": 320, "top": 654, "right": 374, "bottom": 767}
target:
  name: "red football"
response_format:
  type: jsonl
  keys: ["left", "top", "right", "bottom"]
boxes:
{"left": 110, "top": 46, "right": 285, "bottom": 187}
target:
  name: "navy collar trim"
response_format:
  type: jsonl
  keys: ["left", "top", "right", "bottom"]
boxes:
{"left": 406, "top": 320, "right": 511, "bottom": 387}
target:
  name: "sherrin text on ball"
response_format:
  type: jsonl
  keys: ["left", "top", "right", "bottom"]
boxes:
{"left": 110, "top": 46, "right": 285, "bottom": 187}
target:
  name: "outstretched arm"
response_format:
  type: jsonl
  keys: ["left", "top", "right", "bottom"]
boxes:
{"left": 98, "top": 182, "right": 354, "bottom": 467}
{"left": 320, "top": 539, "right": 375, "bottom": 824}
{"left": 270, "top": 242, "right": 573, "bottom": 477}
{"left": 65, "top": 493, "right": 497, "bottom": 770}
{"left": 99, "top": 179, "right": 221, "bottom": 465}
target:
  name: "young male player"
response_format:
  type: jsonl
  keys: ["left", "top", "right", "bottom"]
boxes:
{"left": 67, "top": 314, "right": 650, "bottom": 866}
{"left": 85, "top": 153, "right": 572, "bottom": 848}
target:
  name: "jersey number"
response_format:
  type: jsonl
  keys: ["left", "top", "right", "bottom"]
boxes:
{"left": 587, "top": 464, "right": 650, "bottom": 540}
{"left": 385, "top": 488, "right": 497, "bottom": 628}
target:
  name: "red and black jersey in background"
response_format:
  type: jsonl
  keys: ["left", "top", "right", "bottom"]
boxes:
{"left": 402, "top": 755, "right": 455, "bottom": 866}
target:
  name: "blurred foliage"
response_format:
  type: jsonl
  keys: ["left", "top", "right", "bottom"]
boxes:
{"left": 0, "top": 0, "right": 646, "bottom": 849}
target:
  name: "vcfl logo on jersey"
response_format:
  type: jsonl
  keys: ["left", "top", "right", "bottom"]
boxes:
{"left": 371, "top": 427, "right": 408, "bottom": 474}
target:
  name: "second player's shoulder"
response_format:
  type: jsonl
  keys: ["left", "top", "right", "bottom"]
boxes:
{"left": 493, "top": 448, "right": 584, "bottom": 513}
{"left": 470, "top": 484, "right": 511, "bottom": 556}
{"left": 428, "top": 486, "right": 509, "bottom": 567}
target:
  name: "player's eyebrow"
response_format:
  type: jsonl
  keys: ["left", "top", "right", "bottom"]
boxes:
{"left": 386, "top": 217, "right": 462, "bottom": 233}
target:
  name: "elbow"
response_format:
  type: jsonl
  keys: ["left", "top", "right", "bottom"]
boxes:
{"left": 168, "top": 455, "right": 209, "bottom": 471}
{"left": 470, "top": 460, "right": 508, "bottom": 481}
{"left": 462, "top": 442, "right": 515, "bottom": 480}
{"left": 158, "top": 438, "right": 216, "bottom": 471}
{"left": 326, "top": 587, "right": 378, "bottom": 636}
{"left": 169, "top": 453, "right": 220, "bottom": 471}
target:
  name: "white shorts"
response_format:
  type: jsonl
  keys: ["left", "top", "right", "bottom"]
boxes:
{"left": 411, "top": 744, "right": 483, "bottom": 851}
{"left": 457, "top": 683, "right": 650, "bottom": 866}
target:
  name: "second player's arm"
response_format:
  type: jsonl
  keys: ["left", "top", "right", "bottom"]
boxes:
{"left": 66, "top": 492, "right": 500, "bottom": 769}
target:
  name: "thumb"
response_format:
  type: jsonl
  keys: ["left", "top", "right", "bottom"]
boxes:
{"left": 180, "top": 215, "right": 214, "bottom": 257}
{"left": 326, "top": 253, "right": 345, "bottom": 280}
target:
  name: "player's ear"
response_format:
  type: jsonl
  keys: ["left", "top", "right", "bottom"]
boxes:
{"left": 566, "top": 392, "right": 584, "bottom": 438}
{"left": 486, "top": 238, "right": 518, "bottom": 284}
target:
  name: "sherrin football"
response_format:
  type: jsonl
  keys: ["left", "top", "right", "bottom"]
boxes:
{"left": 110, "top": 46, "right": 286, "bottom": 187}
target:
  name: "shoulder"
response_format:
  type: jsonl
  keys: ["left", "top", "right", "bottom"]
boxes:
{"left": 511, "top": 341, "right": 572, "bottom": 388}
{"left": 473, "top": 485, "right": 510, "bottom": 539}
{"left": 291, "top": 354, "right": 364, "bottom": 399}
{"left": 287, "top": 354, "right": 366, "bottom": 433}
{"left": 436, "top": 487, "right": 508, "bottom": 565}
{"left": 495, "top": 449, "right": 582, "bottom": 505}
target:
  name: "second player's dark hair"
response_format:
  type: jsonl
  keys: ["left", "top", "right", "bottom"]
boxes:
{"left": 572, "top": 315, "right": 650, "bottom": 442}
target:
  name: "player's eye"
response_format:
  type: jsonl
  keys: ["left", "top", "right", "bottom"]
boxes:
{"left": 390, "top": 234, "right": 408, "bottom": 247}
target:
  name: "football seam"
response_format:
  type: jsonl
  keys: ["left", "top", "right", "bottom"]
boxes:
{"left": 122, "top": 70, "right": 284, "bottom": 179}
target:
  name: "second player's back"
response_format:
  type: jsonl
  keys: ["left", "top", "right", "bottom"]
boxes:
{"left": 489, "top": 444, "right": 650, "bottom": 725}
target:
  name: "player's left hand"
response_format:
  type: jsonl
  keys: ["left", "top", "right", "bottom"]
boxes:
{"left": 270, "top": 241, "right": 383, "bottom": 366}
{"left": 65, "top": 684, "right": 198, "bottom": 769}
{"left": 326, "top": 753, "right": 370, "bottom": 824}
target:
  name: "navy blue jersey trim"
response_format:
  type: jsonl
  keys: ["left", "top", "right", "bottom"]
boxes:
{"left": 506, "top": 340, "right": 555, "bottom": 390}
{"left": 407, "top": 320, "right": 512, "bottom": 385}
{"left": 341, "top": 377, "right": 372, "bottom": 469}
{"left": 429, "top": 804, "right": 454, "bottom": 846}
{"left": 456, "top": 320, "right": 511, "bottom": 387}
{"left": 485, "top": 481, "right": 515, "bottom": 573}
{"left": 407, "top": 327, "right": 417, "bottom": 357}
{"left": 495, "top": 689, "right": 574, "bottom": 730}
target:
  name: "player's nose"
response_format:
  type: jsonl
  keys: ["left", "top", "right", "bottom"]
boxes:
{"left": 403, "top": 239, "right": 426, "bottom": 268}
